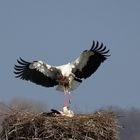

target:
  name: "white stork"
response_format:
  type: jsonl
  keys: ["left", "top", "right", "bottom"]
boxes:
{"left": 14, "top": 41, "right": 110, "bottom": 110}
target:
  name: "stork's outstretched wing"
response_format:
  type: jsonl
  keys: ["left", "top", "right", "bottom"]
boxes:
{"left": 72, "top": 41, "right": 110, "bottom": 79}
{"left": 14, "top": 58, "right": 59, "bottom": 87}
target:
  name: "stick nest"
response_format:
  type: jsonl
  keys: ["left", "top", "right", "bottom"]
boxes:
{"left": 0, "top": 110, "right": 119, "bottom": 140}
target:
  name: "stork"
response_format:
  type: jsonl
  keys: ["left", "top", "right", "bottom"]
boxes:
{"left": 14, "top": 41, "right": 110, "bottom": 115}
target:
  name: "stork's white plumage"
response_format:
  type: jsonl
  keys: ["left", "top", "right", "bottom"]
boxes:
{"left": 14, "top": 40, "right": 110, "bottom": 110}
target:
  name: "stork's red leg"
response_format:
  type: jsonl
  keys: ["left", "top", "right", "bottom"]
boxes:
{"left": 64, "top": 87, "right": 67, "bottom": 107}
{"left": 63, "top": 87, "right": 72, "bottom": 108}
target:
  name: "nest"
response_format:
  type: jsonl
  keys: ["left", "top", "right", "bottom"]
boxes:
{"left": 0, "top": 110, "right": 119, "bottom": 140}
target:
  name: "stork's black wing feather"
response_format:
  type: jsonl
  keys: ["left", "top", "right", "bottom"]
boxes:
{"left": 14, "top": 58, "right": 58, "bottom": 87}
{"left": 72, "top": 41, "right": 110, "bottom": 79}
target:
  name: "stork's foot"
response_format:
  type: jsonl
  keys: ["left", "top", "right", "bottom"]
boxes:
{"left": 59, "top": 106, "right": 74, "bottom": 117}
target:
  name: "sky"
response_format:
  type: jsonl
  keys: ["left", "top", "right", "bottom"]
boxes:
{"left": 0, "top": 0, "right": 140, "bottom": 112}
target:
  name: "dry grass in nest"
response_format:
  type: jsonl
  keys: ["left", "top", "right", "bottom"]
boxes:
{"left": 0, "top": 110, "right": 119, "bottom": 140}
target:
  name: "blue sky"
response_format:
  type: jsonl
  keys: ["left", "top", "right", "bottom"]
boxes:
{"left": 0, "top": 0, "right": 140, "bottom": 112}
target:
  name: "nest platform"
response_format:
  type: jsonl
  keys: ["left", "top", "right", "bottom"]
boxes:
{"left": 0, "top": 110, "right": 119, "bottom": 140}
